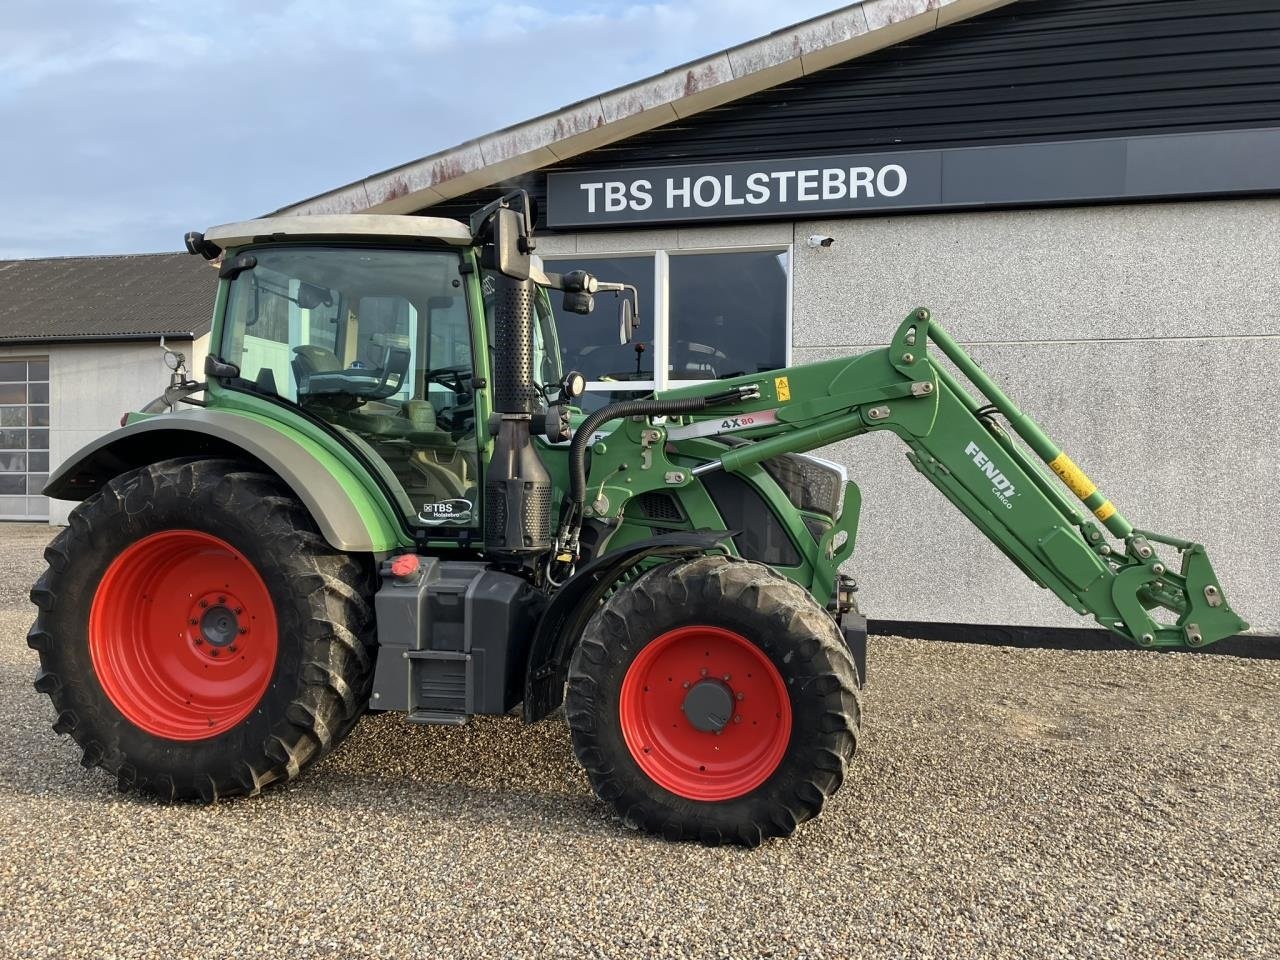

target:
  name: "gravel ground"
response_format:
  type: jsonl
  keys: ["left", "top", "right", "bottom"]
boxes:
{"left": 1, "top": 521, "right": 1276, "bottom": 959}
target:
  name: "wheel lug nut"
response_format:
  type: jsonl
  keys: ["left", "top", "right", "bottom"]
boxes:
{"left": 189, "top": 619, "right": 198, "bottom": 626}
{"left": 199, "top": 600, "right": 208, "bottom": 608}
{"left": 228, "top": 645, "right": 237, "bottom": 654}
{"left": 722, "top": 674, "right": 730, "bottom": 681}
{"left": 682, "top": 681, "right": 691, "bottom": 689}
{"left": 193, "top": 637, "right": 203, "bottom": 645}
{"left": 700, "top": 668, "right": 708, "bottom": 677}
{"left": 210, "top": 649, "right": 219, "bottom": 657}
{"left": 234, "top": 608, "right": 242, "bottom": 615}
{"left": 238, "top": 627, "right": 247, "bottom": 635}
{"left": 734, "top": 715, "right": 742, "bottom": 723}
{"left": 736, "top": 692, "right": 744, "bottom": 701}
{"left": 218, "top": 596, "right": 226, "bottom": 604}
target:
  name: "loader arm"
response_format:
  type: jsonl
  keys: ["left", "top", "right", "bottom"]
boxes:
{"left": 640, "top": 308, "right": 1248, "bottom": 650}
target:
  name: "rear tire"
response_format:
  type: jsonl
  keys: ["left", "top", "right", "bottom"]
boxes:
{"left": 28, "top": 457, "right": 376, "bottom": 801}
{"left": 566, "top": 555, "right": 861, "bottom": 846}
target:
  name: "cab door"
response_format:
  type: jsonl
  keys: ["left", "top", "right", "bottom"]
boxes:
{"left": 219, "top": 244, "right": 488, "bottom": 540}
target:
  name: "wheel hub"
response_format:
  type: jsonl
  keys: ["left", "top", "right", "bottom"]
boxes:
{"left": 199, "top": 604, "right": 241, "bottom": 648}
{"left": 681, "top": 678, "right": 734, "bottom": 733}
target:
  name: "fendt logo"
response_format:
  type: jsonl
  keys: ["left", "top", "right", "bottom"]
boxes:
{"left": 964, "top": 442, "right": 1018, "bottom": 510}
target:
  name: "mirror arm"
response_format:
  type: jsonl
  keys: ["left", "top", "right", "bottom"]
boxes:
{"left": 531, "top": 265, "right": 564, "bottom": 289}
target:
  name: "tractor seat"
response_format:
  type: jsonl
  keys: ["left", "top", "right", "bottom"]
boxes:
{"left": 291, "top": 345, "right": 342, "bottom": 388}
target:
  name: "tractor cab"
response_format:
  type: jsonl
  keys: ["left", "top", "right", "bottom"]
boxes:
{"left": 199, "top": 215, "right": 566, "bottom": 538}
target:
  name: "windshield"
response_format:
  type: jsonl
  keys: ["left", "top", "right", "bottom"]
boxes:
{"left": 220, "top": 246, "right": 467, "bottom": 403}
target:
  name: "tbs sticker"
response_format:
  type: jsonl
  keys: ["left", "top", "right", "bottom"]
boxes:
{"left": 418, "top": 499, "right": 474, "bottom": 525}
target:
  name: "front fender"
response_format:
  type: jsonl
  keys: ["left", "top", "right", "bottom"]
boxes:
{"left": 44, "top": 409, "right": 406, "bottom": 552}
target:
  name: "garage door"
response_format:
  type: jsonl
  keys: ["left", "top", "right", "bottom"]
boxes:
{"left": 0, "top": 358, "right": 50, "bottom": 521}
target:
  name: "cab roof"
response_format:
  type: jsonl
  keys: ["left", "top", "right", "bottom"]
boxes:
{"left": 204, "top": 214, "right": 472, "bottom": 249}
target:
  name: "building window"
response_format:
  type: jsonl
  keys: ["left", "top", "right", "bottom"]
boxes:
{"left": 0, "top": 357, "right": 50, "bottom": 521}
{"left": 545, "top": 247, "right": 790, "bottom": 408}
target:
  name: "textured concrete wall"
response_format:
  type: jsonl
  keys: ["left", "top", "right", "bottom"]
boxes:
{"left": 792, "top": 199, "right": 1279, "bottom": 633}
{"left": 546, "top": 199, "right": 1277, "bottom": 634}
{"left": 0, "top": 335, "right": 209, "bottom": 526}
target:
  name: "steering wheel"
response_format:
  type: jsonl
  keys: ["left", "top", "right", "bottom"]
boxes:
{"left": 424, "top": 366, "right": 476, "bottom": 437}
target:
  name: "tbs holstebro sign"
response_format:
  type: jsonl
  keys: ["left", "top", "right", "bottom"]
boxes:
{"left": 545, "top": 151, "right": 942, "bottom": 227}
{"left": 544, "top": 130, "right": 1280, "bottom": 228}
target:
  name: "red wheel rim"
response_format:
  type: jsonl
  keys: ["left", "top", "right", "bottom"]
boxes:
{"left": 619, "top": 625, "right": 792, "bottom": 801}
{"left": 89, "top": 530, "right": 278, "bottom": 741}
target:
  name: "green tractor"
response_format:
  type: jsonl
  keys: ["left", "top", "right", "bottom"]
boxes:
{"left": 30, "top": 193, "right": 1247, "bottom": 845}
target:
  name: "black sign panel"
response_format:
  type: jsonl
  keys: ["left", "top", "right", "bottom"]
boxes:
{"left": 544, "top": 130, "right": 1280, "bottom": 228}
{"left": 547, "top": 151, "right": 942, "bottom": 228}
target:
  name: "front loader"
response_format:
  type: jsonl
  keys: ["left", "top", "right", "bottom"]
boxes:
{"left": 30, "top": 193, "right": 1247, "bottom": 845}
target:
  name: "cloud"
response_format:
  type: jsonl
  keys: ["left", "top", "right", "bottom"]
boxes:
{"left": 0, "top": 0, "right": 843, "bottom": 257}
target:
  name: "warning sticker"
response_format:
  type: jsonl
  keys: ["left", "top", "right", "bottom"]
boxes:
{"left": 1048, "top": 453, "right": 1097, "bottom": 500}
{"left": 774, "top": 376, "right": 791, "bottom": 402}
{"left": 665, "top": 408, "right": 780, "bottom": 440}
{"left": 1093, "top": 500, "right": 1116, "bottom": 522}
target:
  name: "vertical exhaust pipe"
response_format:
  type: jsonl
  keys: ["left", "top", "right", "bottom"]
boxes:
{"left": 484, "top": 272, "right": 552, "bottom": 558}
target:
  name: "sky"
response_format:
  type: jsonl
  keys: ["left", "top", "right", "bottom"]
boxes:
{"left": 0, "top": 0, "right": 845, "bottom": 259}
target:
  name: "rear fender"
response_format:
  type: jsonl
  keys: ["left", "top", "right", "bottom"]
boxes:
{"left": 44, "top": 409, "right": 406, "bottom": 552}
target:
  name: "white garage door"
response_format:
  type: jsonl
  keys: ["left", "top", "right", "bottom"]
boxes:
{"left": 0, "top": 358, "right": 50, "bottom": 521}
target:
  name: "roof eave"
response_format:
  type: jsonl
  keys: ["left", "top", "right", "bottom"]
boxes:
{"left": 273, "top": 0, "right": 1017, "bottom": 218}
{"left": 0, "top": 332, "right": 202, "bottom": 348}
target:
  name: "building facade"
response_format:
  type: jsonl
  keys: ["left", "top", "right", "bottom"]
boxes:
{"left": 0, "top": 254, "right": 215, "bottom": 523}
{"left": 266, "top": 0, "right": 1280, "bottom": 634}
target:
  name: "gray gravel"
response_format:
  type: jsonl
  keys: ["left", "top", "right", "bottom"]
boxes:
{"left": 1, "top": 521, "right": 1276, "bottom": 959}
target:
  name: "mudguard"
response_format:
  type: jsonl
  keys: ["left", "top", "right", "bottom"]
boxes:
{"left": 44, "top": 408, "right": 405, "bottom": 552}
{"left": 523, "top": 530, "right": 732, "bottom": 723}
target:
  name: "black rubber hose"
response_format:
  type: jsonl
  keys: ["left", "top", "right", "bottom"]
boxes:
{"left": 568, "top": 397, "right": 711, "bottom": 509}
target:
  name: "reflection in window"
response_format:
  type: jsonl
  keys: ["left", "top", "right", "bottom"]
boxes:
{"left": 668, "top": 251, "right": 788, "bottom": 380}
{"left": 543, "top": 248, "right": 790, "bottom": 407}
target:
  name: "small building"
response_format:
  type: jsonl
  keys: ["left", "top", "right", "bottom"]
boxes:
{"left": 273, "top": 0, "right": 1279, "bottom": 635}
{"left": 0, "top": 253, "right": 216, "bottom": 523}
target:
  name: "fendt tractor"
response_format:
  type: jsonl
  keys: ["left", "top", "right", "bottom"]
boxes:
{"left": 29, "top": 193, "right": 1247, "bottom": 845}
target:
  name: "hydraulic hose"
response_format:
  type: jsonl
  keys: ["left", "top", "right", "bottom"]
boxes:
{"left": 565, "top": 386, "right": 756, "bottom": 516}
{"left": 563, "top": 386, "right": 757, "bottom": 527}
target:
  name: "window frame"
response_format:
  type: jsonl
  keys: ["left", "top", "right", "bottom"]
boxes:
{"left": 543, "top": 242, "right": 793, "bottom": 398}
{"left": 0, "top": 354, "right": 50, "bottom": 521}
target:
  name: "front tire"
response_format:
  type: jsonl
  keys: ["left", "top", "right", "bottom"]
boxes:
{"left": 28, "top": 458, "right": 376, "bottom": 801}
{"left": 566, "top": 556, "right": 861, "bottom": 846}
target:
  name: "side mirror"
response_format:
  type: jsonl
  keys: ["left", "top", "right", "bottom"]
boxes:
{"left": 619, "top": 298, "right": 635, "bottom": 345}
{"left": 482, "top": 206, "right": 531, "bottom": 281}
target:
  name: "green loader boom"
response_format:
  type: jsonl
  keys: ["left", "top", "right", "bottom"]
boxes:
{"left": 594, "top": 308, "right": 1246, "bottom": 650}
